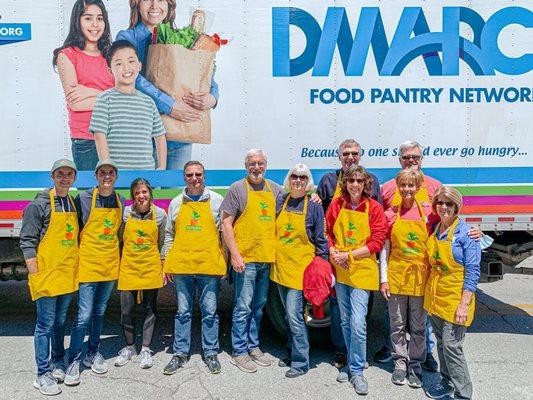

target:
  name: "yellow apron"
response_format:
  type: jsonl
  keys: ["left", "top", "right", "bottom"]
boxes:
{"left": 118, "top": 206, "right": 163, "bottom": 291}
{"left": 271, "top": 196, "right": 315, "bottom": 290}
{"left": 332, "top": 199, "right": 379, "bottom": 290}
{"left": 333, "top": 172, "right": 343, "bottom": 200}
{"left": 387, "top": 201, "right": 429, "bottom": 296}
{"left": 28, "top": 189, "right": 79, "bottom": 301}
{"left": 391, "top": 173, "right": 430, "bottom": 207}
{"left": 78, "top": 189, "right": 122, "bottom": 282}
{"left": 164, "top": 199, "right": 226, "bottom": 275}
{"left": 424, "top": 218, "right": 476, "bottom": 326}
{"left": 233, "top": 179, "right": 276, "bottom": 263}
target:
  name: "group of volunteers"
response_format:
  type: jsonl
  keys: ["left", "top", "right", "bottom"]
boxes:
{"left": 22, "top": 138, "right": 486, "bottom": 400}
{"left": 54, "top": 0, "right": 218, "bottom": 171}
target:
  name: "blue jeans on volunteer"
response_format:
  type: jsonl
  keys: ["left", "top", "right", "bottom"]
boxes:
{"left": 231, "top": 262, "right": 271, "bottom": 356}
{"left": 277, "top": 285, "right": 310, "bottom": 374}
{"left": 172, "top": 275, "right": 220, "bottom": 357}
{"left": 34, "top": 294, "right": 73, "bottom": 376}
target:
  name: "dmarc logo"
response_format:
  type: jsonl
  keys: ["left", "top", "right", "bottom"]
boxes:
{"left": 0, "top": 23, "right": 32, "bottom": 46}
{"left": 272, "top": 7, "right": 532, "bottom": 76}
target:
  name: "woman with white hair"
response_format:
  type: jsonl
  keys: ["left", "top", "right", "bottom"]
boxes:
{"left": 270, "top": 163, "right": 328, "bottom": 378}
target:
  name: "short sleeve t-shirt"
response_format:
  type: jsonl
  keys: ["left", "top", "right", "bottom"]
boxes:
{"left": 219, "top": 178, "right": 283, "bottom": 221}
{"left": 60, "top": 46, "right": 114, "bottom": 140}
{"left": 89, "top": 88, "right": 165, "bottom": 169}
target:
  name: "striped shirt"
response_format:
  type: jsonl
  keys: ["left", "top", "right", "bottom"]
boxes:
{"left": 89, "top": 88, "right": 165, "bottom": 169}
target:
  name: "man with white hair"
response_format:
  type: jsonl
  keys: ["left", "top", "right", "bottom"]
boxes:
{"left": 221, "top": 149, "right": 283, "bottom": 373}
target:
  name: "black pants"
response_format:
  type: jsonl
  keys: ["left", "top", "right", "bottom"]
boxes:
{"left": 120, "top": 289, "right": 158, "bottom": 348}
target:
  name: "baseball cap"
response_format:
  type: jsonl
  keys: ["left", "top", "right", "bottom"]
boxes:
{"left": 51, "top": 159, "right": 77, "bottom": 174}
{"left": 95, "top": 160, "right": 119, "bottom": 174}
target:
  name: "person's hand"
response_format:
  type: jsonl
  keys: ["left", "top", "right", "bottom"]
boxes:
{"left": 380, "top": 282, "right": 390, "bottom": 301}
{"left": 231, "top": 252, "right": 246, "bottom": 273}
{"left": 182, "top": 92, "right": 216, "bottom": 111}
{"left": 331, "top": 249, "right": 349, "bottom": 270}
{"left": 467, "top": 226, "right": 483, "bottom": 241}
{"left": 169, "top": 100, "right": 201, "bottom": 122}
{"left": 309, "top": 193, "right": 322, "bottom": 204}
{"left": 66, "top": 84, "right": 98, "bottom": 105}
{"left": 163, "top": 273, "right": 174, "bottom": 285}
{"left": 455, "top": 303, "right": 469, "bottom": 324}
{"left": 26, "top": 258, "right": 38, "bottom": 274}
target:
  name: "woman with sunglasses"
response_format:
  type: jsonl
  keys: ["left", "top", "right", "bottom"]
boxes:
{"left": 270, "top": 163, "right": 328, "bottom": 378}
{"left": 114, "top": 178, "right": 167, "bottom": 369}
{"left": 424, "top": 186, "right": 480, "bottom": 400}
{"left": 325, "top": 165, "right": 387, "bottom": 395}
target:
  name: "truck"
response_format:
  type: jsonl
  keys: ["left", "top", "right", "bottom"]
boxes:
{"left": 0, "top": 0, "right": 531, "bottom": 337}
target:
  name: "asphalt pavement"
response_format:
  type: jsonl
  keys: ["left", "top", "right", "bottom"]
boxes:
{"left": 0, "top": 273, "right": 531, "bottom": 400}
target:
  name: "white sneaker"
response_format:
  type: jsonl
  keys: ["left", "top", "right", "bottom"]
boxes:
{"left": 139, "top": 349, "right": 154, "bottom": 369}
{"left": 83, "top": 352, "right": 108, "bottom": 374}
{"left": 114, "top": 346, "right": 137, "bottom": 367}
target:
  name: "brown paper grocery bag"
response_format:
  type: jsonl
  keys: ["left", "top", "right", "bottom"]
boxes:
{"left": 145, "top": 44, "right": 216, "bottom": 144}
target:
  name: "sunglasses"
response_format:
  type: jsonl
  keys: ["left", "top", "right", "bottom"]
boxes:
{"left": 401, "top": 155, "right": 422, "bottom": 161}
{"left": 342, "top": 151, "right": 360, "bottom": 157}
{"left": 347, "top": 178, "right": 365, "bottom": 184}
{"left": 436, "top": 200, "right": 454, "bottom": 208}
{"left": 290, "top": 174, "right": 308, "bottom": 181}
{"left": 185, "top": 173, "right": 203, "bottom": 178}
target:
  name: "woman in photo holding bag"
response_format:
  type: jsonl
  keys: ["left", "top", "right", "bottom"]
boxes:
{"left": 117, "top": 0, "right": 220, "bottom": 170}
{"left": 270, "top": 163, "right": 329, "bottom": 379}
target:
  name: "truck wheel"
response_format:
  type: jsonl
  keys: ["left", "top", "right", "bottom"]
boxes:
{"left": 266, "top": 284, "right": 374, "bottom": 344}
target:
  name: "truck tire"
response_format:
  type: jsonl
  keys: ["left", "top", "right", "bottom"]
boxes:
{"left": 266, "top": 284, "right": 374, "bottom": 344}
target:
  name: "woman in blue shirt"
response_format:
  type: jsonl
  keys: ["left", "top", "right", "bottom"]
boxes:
{"left": 424, "top": 186, "right": 481, "bottom": 400}
{"left": 117, "top": 0, "right": 219, "bottom": 170}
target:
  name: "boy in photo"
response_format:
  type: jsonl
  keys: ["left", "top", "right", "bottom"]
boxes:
{"left": 90, "top": 40, "right": 167, "bottom": 170}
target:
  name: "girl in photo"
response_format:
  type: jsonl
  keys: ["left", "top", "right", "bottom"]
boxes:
{"left": 53, "top": 0, "right": 114, "bottom": 171}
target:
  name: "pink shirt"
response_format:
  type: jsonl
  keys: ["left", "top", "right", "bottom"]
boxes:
{"left": 61, "top": 47, "right": 114, "bottom": 140}
{"left": 385, "top": 202, "right": 439, "bottom": 236}
{"left": 381, "top": 173, "right": 442, "bottom": 213}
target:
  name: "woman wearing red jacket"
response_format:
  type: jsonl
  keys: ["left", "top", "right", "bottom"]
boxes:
{"left": 326, "top": 165, "right": 387, "bottom": 395}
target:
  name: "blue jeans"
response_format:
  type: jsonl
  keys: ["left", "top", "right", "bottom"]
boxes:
{"left": 173, "top": 274, "right": 220, "bottom": 356}
{"left": 278, "top": 285, "right": 309, "bottom": 373}
{"left": 71, "top": 139, "right": 99, "bottom": 171}
{"left": 167, "top": 141, "right": 192, "bottom": 170}
{"left": 383, "top": 305, "right": 435, "bottom": 353}
{"left": 335, "top": 283, "right": 369, "bottom": 376}
{"left": 34, "top": 294, "right": 73, "bottom": 376}
{"left": 68, "top": 281, "right": 115, "bottom": 363}
{"left": 330, "top": 294, "right": 347, "bottom": 355}
{"left": 231, "top": 262, "right": 271, "bottom": 355}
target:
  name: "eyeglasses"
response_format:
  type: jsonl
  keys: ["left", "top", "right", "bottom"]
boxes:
{"left": 290, "top": 174, "right": 308, "bottom": 181}
{"left": 436, "top": 200, "right": 454, "bottom": 208}
{"left": 401, "top": 155, "right": 422, "bottom": 161}
{"left": 185, "top": 173, "right": 203, "bottom": 178}
{"left": 347, "top": 178, "right": 365, "bottom": 184}
{"left": 247, "top": 161, "right": 266, "bottom": 168}
{"left": 342, "top": 151, "right": 360, "bottom": 157}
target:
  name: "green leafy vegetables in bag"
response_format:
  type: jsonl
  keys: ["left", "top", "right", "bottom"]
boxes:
{"left": 157, "top": 23, "right": 198, "bottom": 48}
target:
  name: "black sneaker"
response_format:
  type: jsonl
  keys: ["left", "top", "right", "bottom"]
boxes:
{"left": 332, "top": 351, "right": 347, "bottom": 369}
{"left": 391, "top": 369, "right": 407, "bottom": 385}
{"left": 285, "top": 368, "right": 306, "bottom": 378}
{"left": 204, "top": 354, "right": 221, "bottom": 374}
{"left": 426, "top": 381, "right": 454, "bottom": 399}
{"left": 163, "top": 354, "right": 188, "bottom": 375}
{"left": 374, "top": 345, "right": 392, "bottom": 363}
{"left": 422, "top": 352, "right": 439, "bottom": 372}
{"left": 407, "top": 371, "right": 422, "bottom": 388}
{"left": 278, "top": 357, "right": 291, "bottom": 368}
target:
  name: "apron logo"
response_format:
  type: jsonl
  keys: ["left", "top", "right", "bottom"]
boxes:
{"left": 402, "top": 231, "right": 421, "bottom": 255}
{"left": 258, "top": 202, "right": 273, "bottom": 221}
{"left": 280, "top": 222, "right": 294, "bottom": 244}
{"left": 132, "top": 229, "right": 150, "bottom": 250}
{"left": 185, "top": 210, "right": 202, "bottom": 231}
{"left": 432, "top": 250, "right": 449, "bottom": 273}
{"left": 98, "top": 217, "right": 115, "bottom": 240}
{"left": 61, "top": 223, "right": 76, "bottom": 247}
{"left": 344, "top": 222, "right": 357, "bottom": 245}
